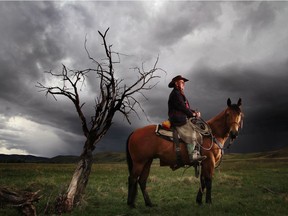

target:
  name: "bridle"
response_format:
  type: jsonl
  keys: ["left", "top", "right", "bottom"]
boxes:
{"left": 230, "top": 121, "right": 241, "bottom": 129}
{"left": 230, "top": 112, "right": 244, "bottom": 131}
{"left": 213, "top": 112, "right": 244, "bottom": 168}
{"left": 192, "top": 108, "right": 244, "bottom": 153}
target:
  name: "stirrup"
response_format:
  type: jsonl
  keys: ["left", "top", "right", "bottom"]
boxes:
{"left": 188, "top": 155, "right": 206, "bottom": 165}
{"left": 194, "top": 155, "right": 207, "bottom": 161}
{"left": 192, "top": 151, "right": 207, "bottom": 162}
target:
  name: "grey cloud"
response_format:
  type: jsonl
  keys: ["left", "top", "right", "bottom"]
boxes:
{"left": 0, "top": 2, "right": 64, "bottom": 62}
{"left": 233, "top": 1, "right": 286, "bottom": 41}
{"left": 150, "top": 2, "right": 221, "bottom": 46}
{"left": 0, "top": 2, "right": 66, "bottom": 104}
{"left": 0, "top": 2, "right": 89, "bottom": 133}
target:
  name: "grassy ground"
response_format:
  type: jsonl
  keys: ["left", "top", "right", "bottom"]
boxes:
{"left": 0, "top": 155, "right": 287, "bottom": 215}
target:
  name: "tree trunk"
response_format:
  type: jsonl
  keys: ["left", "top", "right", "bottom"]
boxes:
{"left": 57, "top": 142, "right": 93, "bottom": 213}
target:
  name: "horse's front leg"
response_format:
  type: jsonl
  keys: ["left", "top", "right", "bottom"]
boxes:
{"left": 205, "top": 176, "right": 212, "bottom": 204}
{"left": 196, "top": 174, "right": 205, "bottom": 205}
{"left": 196, "top": 159, "right": 214, "bottom": 205}
{"left": 197, "top": 175, "right": 213, "bottom": 204}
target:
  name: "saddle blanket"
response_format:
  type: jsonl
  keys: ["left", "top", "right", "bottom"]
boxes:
{"left": 155, "top": 120, "right": 206, "bottom": 144}
{"left": 155, "top": 124, "right": 174, "bottom": 141}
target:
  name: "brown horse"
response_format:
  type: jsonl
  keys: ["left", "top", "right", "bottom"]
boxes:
{"left": 126, "top": 98, "right": 243, "bottom": 207}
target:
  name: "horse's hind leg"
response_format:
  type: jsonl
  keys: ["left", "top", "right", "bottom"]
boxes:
{"left": 127, "top": 162, "right": 147, "bottom": 208}
{"left": 127, "top": 176, "right": 138, "bottom": 208}
{"left": 139, "top": 159, "right": 153, "bottom": 207}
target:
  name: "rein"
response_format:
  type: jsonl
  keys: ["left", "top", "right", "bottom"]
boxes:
{"left": 197, "top": 117, "right": 243, "bottom": 168}
{"left": 211, "top": 118, "right": 243, "bottom": 168}
{"left": 213, "top": 137, "right": 231, "bottom": 168}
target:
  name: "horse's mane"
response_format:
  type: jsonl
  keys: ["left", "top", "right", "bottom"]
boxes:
{"left": 207, "top": 109, "right": 226, "bottom": 125}
{"left": 207, "top": 103, "right": 242, "bottom": 125}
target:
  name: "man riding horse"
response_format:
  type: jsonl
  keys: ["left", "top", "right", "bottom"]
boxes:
{"left": 168, "top": 75, "right": 206, "bottom": 163}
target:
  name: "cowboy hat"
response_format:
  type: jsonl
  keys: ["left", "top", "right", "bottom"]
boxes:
{"left": 168, "top": 75, "right": 189, "bottom": 88}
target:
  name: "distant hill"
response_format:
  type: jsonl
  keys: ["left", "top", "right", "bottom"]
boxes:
{"left": 1, "top": 147, "right": 287, "bottom": 163}
{"left": 0, "top": 154, "right": 49, "bottom": 163}
{"left": 0, "top": 152, "right": 126, "bottom": 164}
{"left": 93, "top": 152, "right": 126, "bottom": 163}
{"left": 49, "top": 155, "right": 80, "bottom": 163}
{"left": 223, "top": 146, "right": 288, "bottom": 161}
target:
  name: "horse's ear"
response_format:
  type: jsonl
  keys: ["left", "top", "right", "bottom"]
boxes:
{"left": 227, "top": 98, "right": 232, "bottom": 107}
{"left": 237, "top": 98, "right": 242, "bottom": 107}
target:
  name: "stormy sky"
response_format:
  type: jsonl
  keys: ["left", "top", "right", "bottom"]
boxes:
{"left": 0, "top": 1, "right": 288, "bottom": 158}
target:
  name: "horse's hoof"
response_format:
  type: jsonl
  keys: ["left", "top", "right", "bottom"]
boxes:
{"left": 206, "top": 200, "right": 212, "bottom": 205}
{"left": 196, "top": 194, "right": 202, "bottom": 205}
{"left": 146, "top": 203, "right": 154, "bottom": 207}
{"left": 128, "top": 203, "right": 136, "bottom": 208}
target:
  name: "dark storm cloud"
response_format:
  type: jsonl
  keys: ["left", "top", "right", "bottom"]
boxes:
{"left": 188, "top": 60, "right": 288, "bottom": 152}
{"left": 0, "top": 2, "right": 65, "bottom": 106}
{"left": 195, "top": 61, "right": 287, "bottom": 112}
{"left": 95, "top": 123, "right": 135, "bottom": 153}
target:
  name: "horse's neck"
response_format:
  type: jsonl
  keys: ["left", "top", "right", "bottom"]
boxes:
{"left": 207, "top": 110, "right": 229, "bottom": 143}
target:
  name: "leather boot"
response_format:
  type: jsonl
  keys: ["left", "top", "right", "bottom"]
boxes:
{"left": 191, "top": 150, "right": 206, "bottom": 162}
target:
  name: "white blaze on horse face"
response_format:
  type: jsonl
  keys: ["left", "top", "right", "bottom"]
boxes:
{"left": 234, "top": 114, "right": 242, "bottom": 132}
{"left": 227, "top": 110, "right": 242, "bottom": 137}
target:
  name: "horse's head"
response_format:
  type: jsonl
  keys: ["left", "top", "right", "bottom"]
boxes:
{"left": 226, "top": 98, "right": 243, "bottom": 141}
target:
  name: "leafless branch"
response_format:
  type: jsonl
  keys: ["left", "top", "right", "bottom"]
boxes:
{"left": 36, "top": 28, "right": 163, "bottom": 149}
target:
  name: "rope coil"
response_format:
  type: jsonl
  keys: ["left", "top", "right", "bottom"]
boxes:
{"left": 189, "top": 117, "right": 212, "bottom": 136}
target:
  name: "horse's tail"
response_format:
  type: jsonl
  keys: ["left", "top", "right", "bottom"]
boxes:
{"left": 126, "top": 132, "right": 133, "bottom": 175}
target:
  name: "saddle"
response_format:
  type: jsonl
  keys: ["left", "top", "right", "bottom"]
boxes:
{"left": 155, "top": 119, "right": 212, "bottom": 170}
{"left": 156, "top": 118, "right": 211, "bottom": 140}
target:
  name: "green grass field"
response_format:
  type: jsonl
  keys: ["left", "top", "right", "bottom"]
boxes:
{"left": 0, "top": 152, "right": 288, "bottom": 216}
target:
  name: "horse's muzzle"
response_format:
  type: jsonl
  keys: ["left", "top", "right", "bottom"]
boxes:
{"left": 229, "top": 130, "right": 239, "bottom": 140}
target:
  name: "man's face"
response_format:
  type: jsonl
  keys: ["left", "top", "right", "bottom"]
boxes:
{"left": 175, "top": 80, "right": 185, "bottom": 92}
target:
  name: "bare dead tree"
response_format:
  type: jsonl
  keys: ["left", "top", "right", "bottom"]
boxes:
{"left": 36, "top": 28, "right": 162, "bottom": 213}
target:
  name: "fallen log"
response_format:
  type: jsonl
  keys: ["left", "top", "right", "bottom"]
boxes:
{"left": 0, "top": 187, "right": 41, "bottom": 216}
